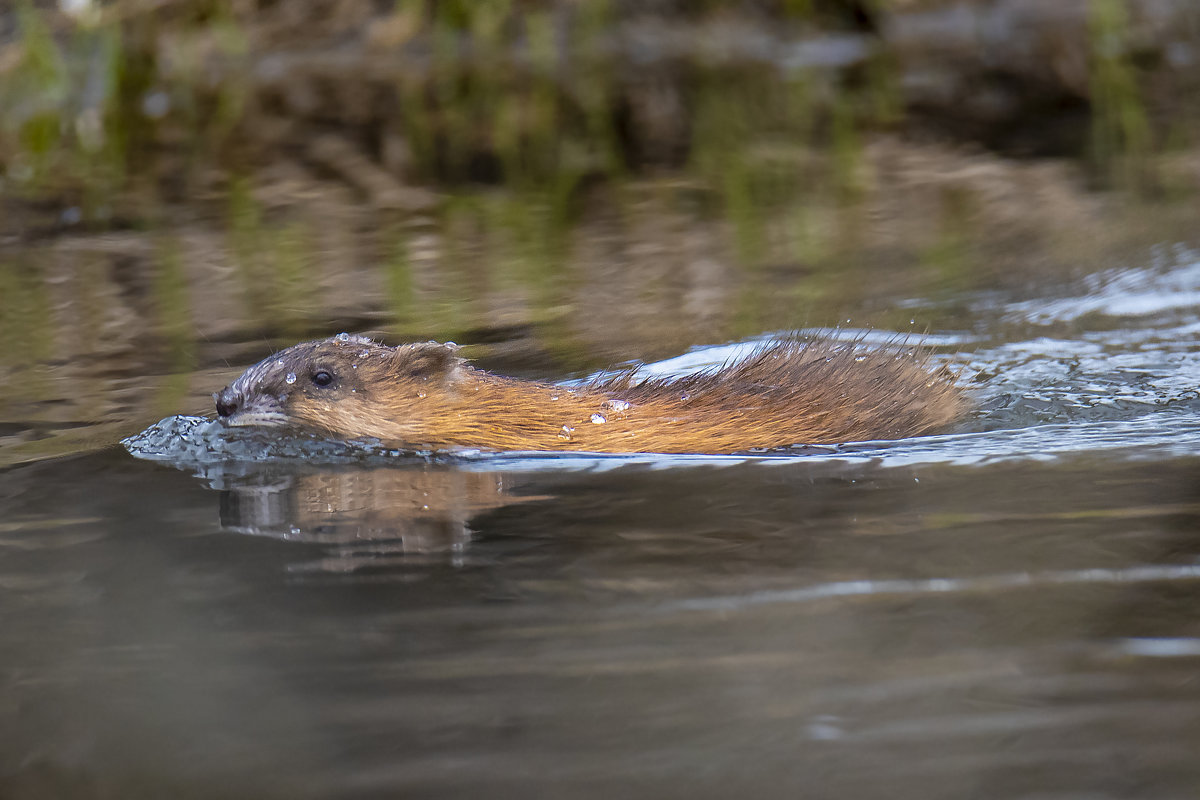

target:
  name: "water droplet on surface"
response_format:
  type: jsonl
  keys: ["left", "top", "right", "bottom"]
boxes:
{"left": 558, "top": 425, "right": 575, "bottom": 441}
{"left": 285, "top": 372, "right": 297, "bottom": 384}
{"left": 590, "top": 413, "right": 607, "bottom": 424}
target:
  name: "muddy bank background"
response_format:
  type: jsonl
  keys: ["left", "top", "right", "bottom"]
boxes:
{"left": 2, "top": 0, "right": 1199, "bottom": 464}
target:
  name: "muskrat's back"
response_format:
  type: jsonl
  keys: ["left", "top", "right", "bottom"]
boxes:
{"left": 213, "top": 334, "right": 966, "bottom": 454}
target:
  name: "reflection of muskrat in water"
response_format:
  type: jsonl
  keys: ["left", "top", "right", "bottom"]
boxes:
{"left": 214, "top": 333, "right": 965, "bottom": 454}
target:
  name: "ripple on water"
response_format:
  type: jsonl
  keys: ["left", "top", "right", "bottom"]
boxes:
{"left": 1002, "top": 247, "right": 1200, "bottom": 324}
{"left": 120, "top": 415, "right": 433, "bottom": 464}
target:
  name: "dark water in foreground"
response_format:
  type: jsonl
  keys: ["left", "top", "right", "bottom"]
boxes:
{"left": 6, "top": 257, "right": 1200, "bottom": 798}
{"left": 6, "top": 449, "right": 1200, "bottom": 798}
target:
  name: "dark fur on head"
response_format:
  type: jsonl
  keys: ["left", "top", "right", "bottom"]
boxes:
{"left": 214, "top": 334, "right": 466, "bottom": 438}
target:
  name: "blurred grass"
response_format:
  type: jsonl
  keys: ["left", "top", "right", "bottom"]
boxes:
{"left": 1088, "top": 0, "right": 1151, "bottom": 187}
{"left": 0, "top": 0, "right": 1195, "bottom": 355}
{"left": 0, "top": 1, "right": 1179, "bottom": 231}
{"left": 1, "top": 1, "right": 886, "bottom": 248}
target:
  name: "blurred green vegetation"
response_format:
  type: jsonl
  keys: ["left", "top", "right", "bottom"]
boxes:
{"left": 0, "top": 0, "right": 1195, "bottom": 356}
{"left": 1088, "top": 0, "right": 1152, "bottom": 186}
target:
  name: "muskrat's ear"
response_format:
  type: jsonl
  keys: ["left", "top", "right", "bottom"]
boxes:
{"left": 395, "top": 341, "right": 463, "bottom": 377}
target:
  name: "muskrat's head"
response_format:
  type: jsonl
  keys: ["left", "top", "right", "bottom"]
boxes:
{"left": 213, "top": 334, "right": 464, "bottom": 439}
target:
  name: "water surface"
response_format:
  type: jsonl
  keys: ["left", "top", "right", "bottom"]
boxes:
{"left": 5, "top": 253, "right": 1200, "bottom": 798}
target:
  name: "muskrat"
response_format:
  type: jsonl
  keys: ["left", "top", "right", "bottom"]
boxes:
{"left": 213, "top": 333, "right": 965, "bottom": 454}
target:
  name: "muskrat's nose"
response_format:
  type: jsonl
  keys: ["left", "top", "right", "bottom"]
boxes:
{"left": 214, "top": 387, "right": 240, "bottom": 418}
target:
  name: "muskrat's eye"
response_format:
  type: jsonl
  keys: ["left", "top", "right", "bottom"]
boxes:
{"left": 312, "top": 370, "right": 334, "bottom": 387}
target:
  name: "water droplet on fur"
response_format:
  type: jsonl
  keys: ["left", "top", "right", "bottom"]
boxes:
{"left": 359, "top": 349, "right": 370, "bottom": 358}
{"left": 336, "top": 332, "right": 351, "bottom": 342}
{"left": 854, "top": 355, "right": 867, "bottom": 362}
{"left": 285, "top": 372, "right": 297, "bottom": 384}
{"left": 600, "top": 399, "right": 632, "bottom": 414}
{"left": 352, "top": 363, "right": 358, "bottom": 369}
{"left": 558, "top": 425, "right": 575, "bottom": 441}
{"left": 590, "top": 413, "right": 607, "bottom": 424}
{"left": 276, "top": 360, "right": 285, "bottom": 367}
{"left": 417, "top": 391, "right": 426, "bottom": 399}
{"left": 679, "top": 392, "right": 691, "bottom": 402}
{"left": 550, "top": 395, "right": 559, "bottom": 401}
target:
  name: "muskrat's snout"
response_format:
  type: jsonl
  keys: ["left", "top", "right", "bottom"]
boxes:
{"left": 211, "top": 370, "right": 290, "bottom": 428}
{"left": 214, "top": 387, "right": 240, "bottom": 419}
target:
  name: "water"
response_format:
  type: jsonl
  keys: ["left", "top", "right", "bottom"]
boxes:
{"left": 5, "top": 1, "right": 1200, "bottom": 794}
{"left": 2, "top": 253, "right": 1198, "bottom": 797}
{"left": 6, "top": 449, "right": 1200, "bottom": 797}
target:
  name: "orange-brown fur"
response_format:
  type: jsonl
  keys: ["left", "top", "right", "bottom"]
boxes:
{"left": 214, "top": 334, "right": 966, "bottom": 454}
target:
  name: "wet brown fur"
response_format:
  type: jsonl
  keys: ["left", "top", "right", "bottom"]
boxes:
{"left": 215, "top": 334, "right": 966, "bottom": 454}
